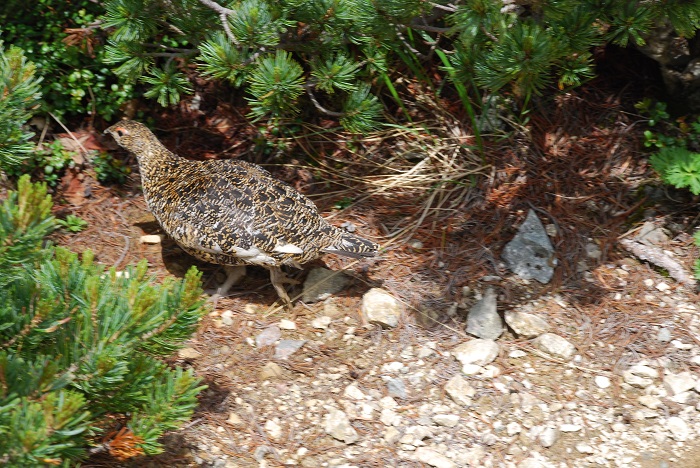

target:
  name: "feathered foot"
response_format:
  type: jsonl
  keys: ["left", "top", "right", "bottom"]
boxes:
{"left": 208, "top": 265, "right": 247, "bottom": 308}
{"left": 269, "top": 266, "right": 299, "bottom": 309}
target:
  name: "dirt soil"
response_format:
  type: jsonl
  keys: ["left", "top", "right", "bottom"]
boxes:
{"left": 48, "top": 75, "right": 700, "bottom": 468}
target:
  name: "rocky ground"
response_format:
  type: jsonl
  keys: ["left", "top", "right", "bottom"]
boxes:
{"left": 163, "top": 239, "right": 700, "bottom": 468}
{"left": 52, "top": 80, "right": 698, "bottom": 468}
{"left": 69, "top": 202, "right": 696, "bottom": 468}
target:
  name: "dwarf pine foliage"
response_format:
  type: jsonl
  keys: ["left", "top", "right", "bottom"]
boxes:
{"left": 99, "top": 0, "right": 700, "bottom": 130}
{"left": 0, "top": 176, "right": 208, "bottom": 465}
{"left": 0, "top": 45, "right": 42, "bottom": 171}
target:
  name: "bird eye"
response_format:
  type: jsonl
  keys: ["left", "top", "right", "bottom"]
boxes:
{"left": 116, "top": 129, "right": 125, "bottom": 137}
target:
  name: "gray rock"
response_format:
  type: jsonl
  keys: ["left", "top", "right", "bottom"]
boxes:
{"left": 664, "top": 372, "right": 698, "bottom": 396}
{"left": 502, "top": 209, "right": 557, "bottom": 283}
{"left": 255, "top": 325, "right": 281, "bottom": 348}
{"left": 324, "top": 408, "right": 359, "bottom": 444}
{"left": 466, "top": 288, "right": 503, "bottom": 339}
{"left": 274, "top": 339, "right": 306, "bottom": 359}
{"left": 453, "top": 339, "right": 500, "bottom": 367}
{"left": 657, "top": 327, "right": 672, "bottom": 342}
{"left": 302, "top": 267, "right": 350, "bottom": 303}
{"left": 361, "top": 288, "right": 401, "bottom": 328}
{"left": 387, "top": 378, "right": 407, "bottom": 399}
{"left": 532, "top": 333, "right": 576, "bottom": 360}
{"left": 414, "top": 447, "right": 455, "bottom": 468}
{"left": 505, "top": 310, "right": 551, "bottom": 338}
{"left": 444, "top": 375, "right": 476, "bottom": 406}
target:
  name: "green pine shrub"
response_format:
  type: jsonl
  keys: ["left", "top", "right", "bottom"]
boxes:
{"left": 0, "top": 175, "right": 208, "bottom": 465}
{"left": 0, "top": 44, "right": 42, "bottom": 171}
{"left": 98, "top": 0, "right": 700, "bottom": 131}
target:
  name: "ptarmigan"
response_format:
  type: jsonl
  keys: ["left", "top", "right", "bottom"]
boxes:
{"left": 105, "top": 120, "right": 378, "bottom": 307}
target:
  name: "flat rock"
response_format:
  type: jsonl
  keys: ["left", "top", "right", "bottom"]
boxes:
{"left": 505, "top": 310, "right": 551, "bottom": 338}
{"left": 444, "top": 375, "right": 476, "bottom": 407}
{"left": 623, "top": 364, "right": 659, "bottom": 388}
{"left": 466, "top": 288, "right": 503, "bottom": 339}
{"left": 453, "top": 339, "right": 500, "bottom": 367}
{"left": 178, "top": 347, "right": 201, "bottom": 359}
{"left": 667, "top": 416, "right": 690, "bottom": 441}
{"left": 387, "top": 377, "right": 407, "bottom": 399}
{"left": 274, "top": 339, "right": 306, "bottom": 360}
{"left": 361, "top": 288, "right": 401, "bottom": 328}
{"left": 259, "top": 362, "right": 285, "bottom": 380}
{"left": 139, "top": 234, "right": 162, "bottom": 244}
{"left": 255, "top": 325, "right": 281, "bottom": 348}
{"left": 414, "top": 447, "right": 455, "bottom": 468}
{"left": 324, "top": 408, "right": 359, "bottom": 444}
{"left": 502, "top": 209, "right": 557, "bottom": 283}
{"left": 432, "top": 414, "right": 460, "bottom": 427}
{"left": 302, "top": 267, "right": 350, "bottom": 303}
{"left": 311, "top": 315, "right": 332, "bottom": 329}
{"left": 532, "top": 333, "right": 576, "bottom": 360}
{"left": 663, "top": 371, "right": 697, "bottom": 396}
{"left": 278, "top": 319, "right": 296, "bottom": 330}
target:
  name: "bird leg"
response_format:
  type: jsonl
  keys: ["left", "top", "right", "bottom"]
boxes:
{"left": 208, "top": 265, "right": 247, "bottom": 307}
{"left": 269, "top": 266, "right": 299, "bottom": 309}
{"left": 218, "top": 265, "right": 247, "bottom": 296}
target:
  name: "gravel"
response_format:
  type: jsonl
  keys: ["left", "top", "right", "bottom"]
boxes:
{"left": 169, "top": 257, "right": 700, "bottom": 468}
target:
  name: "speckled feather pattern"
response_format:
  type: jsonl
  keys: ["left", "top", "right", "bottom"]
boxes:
{"left": 105, "top": 120, "right": 378, "bottom": 270}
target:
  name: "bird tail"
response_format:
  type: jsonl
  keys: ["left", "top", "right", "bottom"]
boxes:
{"left": 323, "top": 233, "right": 379, "bottom": 259}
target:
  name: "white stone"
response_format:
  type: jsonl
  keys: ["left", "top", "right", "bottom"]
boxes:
{"left": 506, "top": 422, "right": 522, "bottom": 436}
{"left": 461, "top": 364, "right": 482, "bottom": 375}
{"left": 539, "top": 427, "right": 560, "bottom": 447}
{"left": 560, "top": 424, "right": 581, "bottom": 432}
{"left": 361, "top": 288, "right": 401, "bottom": 328}
{"left": 504, "top": 310, "right": 551, "bottom": 338}
{"left": 278, "top": 319, "right": 296, "bottom": 330}
{"left": 638, "top": 395, "right": 662, "bottom": 409}
{"left": 343, "top": 384, "right": 366, "bottom": 400}
{"left": 453, "top": 339, "right": 500, "bottom": 366}
{"left": 576, "top": 442, "right": 595, "bottom": 454}
{"left": 611, "top": 422, "right": 627, "bottom": 432}
{"left": 663, "top": 372, "right": 698, "bottom": 396}
{"left": 380, "top": 408, "right": 401, "bottom": 426}
{"left": 594, "top": 375, "right": 611, "bottom": 389}
{"left": 667, "top": 416, "right": 690, "bottom": 442}
{"left": 384, "top": 426, "right": 401, "bottom": 444}
{"left": 414, "top": 447, "right": 456, "bottom": 468}
{"left": 139, "top": 234, "right": 162, "bottom": 244}
{"left": 532, "top": 333, "right": 576, "bottom": 360}
{"left": 324, "top": 408, "right": 358, "bottom": 444}
{"left": 311, "top": 315, "right": 333, "bottom": 329}
{"left": 432, "top": 414, "right": 460, "bottom": 427}
{"left": 623, "top": 364, "right": 659, "bottom": 388}
{"left": 444, "top": 375, "right": 476, "bottom": 407}
{"left": 264, "top": 419, "right": 283, "bottom": 440}
{"left": 655, "top": 281, "right": 671, "bottom": 291}
{"left": 376, "top": 397, "right": 396, "bottom": 411}
{"left": 221, "top": 309, "right": 235, "bottom": 326}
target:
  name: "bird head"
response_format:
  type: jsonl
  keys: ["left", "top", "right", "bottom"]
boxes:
{"left": 104, "top": 120, "right": 158, "bottom": 154}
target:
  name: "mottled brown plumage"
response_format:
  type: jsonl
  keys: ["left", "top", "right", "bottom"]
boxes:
{"left": 104, "top": 120, "right": 378, "bottom": 306}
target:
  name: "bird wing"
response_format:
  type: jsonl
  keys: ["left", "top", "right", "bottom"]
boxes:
{"left": 155, "top": 160, "right": 332, "bottom": 265}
